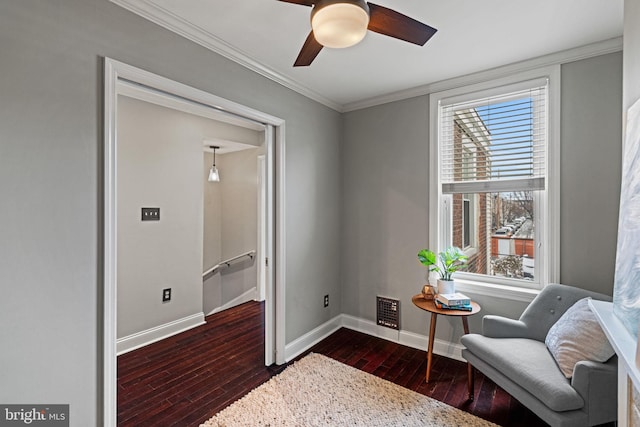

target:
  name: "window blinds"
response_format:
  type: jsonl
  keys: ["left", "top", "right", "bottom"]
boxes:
{"left": 440, "top": 83, "right": 547, "bottom": 194}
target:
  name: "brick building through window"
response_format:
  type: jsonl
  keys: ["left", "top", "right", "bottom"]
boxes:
{"left": 451, "top": 114, "right": 490, "bottom": 275}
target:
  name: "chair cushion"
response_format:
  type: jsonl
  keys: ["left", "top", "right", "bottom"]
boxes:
{"left": 461, "top": 334, "right": 584, "bottom": 412}
{"left": 545, "top": 297, "right": 615, "bottom": 378}
{"left": 518, "top": 283, "right": 612, "bottom": 342}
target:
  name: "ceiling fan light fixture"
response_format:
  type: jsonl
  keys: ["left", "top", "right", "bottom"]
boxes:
{"left": 311, "top": 0, "right": 370, "bottom": 49}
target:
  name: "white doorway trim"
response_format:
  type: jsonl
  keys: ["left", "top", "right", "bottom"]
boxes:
{"left": 103, "top": 58, "right": 286, "bottom": 427}
{"left": 257, "top": 154, "right": 266, "bottom": 302}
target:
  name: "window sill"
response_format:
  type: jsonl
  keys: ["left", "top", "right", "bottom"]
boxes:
{"left": 452, "top": 278, "right": 541, "bottom": 303}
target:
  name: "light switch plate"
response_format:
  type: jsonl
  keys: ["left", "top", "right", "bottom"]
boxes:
{"left": 142, "top": 207, "right": 160, "bottom": 221}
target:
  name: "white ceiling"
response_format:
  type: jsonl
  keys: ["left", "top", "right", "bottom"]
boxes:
{"left": 203, "top": 139, "right": 257, "bottom": 155}
{"left": 113, "top": 0, "right": 623, "bottom": 111}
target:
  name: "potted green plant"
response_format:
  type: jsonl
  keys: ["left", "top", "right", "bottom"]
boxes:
{"left": 418, "top": 246, "right": 468, "bottom": 294}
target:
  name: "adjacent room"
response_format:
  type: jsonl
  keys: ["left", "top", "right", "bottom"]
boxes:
{"left": 2, "top": 1, "right": 640, "bottom": 426}
{"left": 115, "top": 88, "right": 267, "bottom": 356}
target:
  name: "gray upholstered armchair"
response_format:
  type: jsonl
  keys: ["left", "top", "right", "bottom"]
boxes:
{"left": 461, "top": 284, "right": 617, "bottom": 427}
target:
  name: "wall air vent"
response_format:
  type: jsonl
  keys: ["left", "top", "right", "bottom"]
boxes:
{"left": 376, "top": 296, "right": 399, "bottom": 330}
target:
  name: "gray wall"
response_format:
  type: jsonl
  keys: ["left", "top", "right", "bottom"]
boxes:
{"left": 341, "top": 52, "right": 623, "bottom": 341}
{"left": 285, "top": 106, "right": 343, "bottom": 341}
{"left": 117, "top": 96, "right": 204, "bottom": 338}
{"left": 203, "top": 152, "right": 223, "bottom": 275}
{"left": 0, "top": 0, "right": 341, "bottom": 424}
{"left": 203, "top": 148, "right": 261, "bottom": 314}
{"left": 203, "top": 151, "right": 223, "bottom": 314}
{"left": 220, "top": 149, "right": 259, "bottom": 302}
{"left": 341, "top": 96, "right": 433, "bottom": 334}
{"left": 560, "top": 52, "right": 623, "bottom": 294}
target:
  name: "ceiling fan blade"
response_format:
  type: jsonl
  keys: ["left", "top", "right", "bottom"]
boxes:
{"left": 276, "top": 0, "right": 315, "bottom": 6}
{"left": 294, "top": 31, "right": 323, "bottom": 67}
{"left": 367, "top": 3, "right": 437, "bottom": 46}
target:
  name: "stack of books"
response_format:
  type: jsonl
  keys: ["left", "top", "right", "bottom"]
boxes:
{"left": 435, "top": 292, "right": 473, "bottom": 311}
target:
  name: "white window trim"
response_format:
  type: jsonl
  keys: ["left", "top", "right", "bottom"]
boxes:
{"left": 429, "top": 65, "right": 560, "bottom": 298}
{"left": 462, "top": 196, "right": 471, "bottom": 249}
{"left": 461, "top": 194, "right": 479, "bottom": 254}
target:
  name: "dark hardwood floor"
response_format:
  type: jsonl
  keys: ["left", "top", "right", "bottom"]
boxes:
{"left": 118, "top": 300, "right": 549, "bottom": 426}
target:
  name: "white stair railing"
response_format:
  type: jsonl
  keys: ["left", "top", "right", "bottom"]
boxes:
{"left": 202, "top": 250, "right": 256, "bottom": 278}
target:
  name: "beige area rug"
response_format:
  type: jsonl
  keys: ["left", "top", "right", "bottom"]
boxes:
{"left": 201, "top": 353, "right": 498, "bottom": 426}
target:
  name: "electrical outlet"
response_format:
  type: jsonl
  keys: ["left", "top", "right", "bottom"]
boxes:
{"left": 324, "top": 294, "right": 329, "bottom": 308}
{"left": 162, "top": 288, "right": 171, "bottom": 302}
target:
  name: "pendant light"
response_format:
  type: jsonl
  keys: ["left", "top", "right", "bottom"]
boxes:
{"left": 208, "top": 145, "right": 220, "bottom": 182}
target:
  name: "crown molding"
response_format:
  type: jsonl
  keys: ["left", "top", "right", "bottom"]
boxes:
{"left": 342, "top": 36, "right": 623, "bottom": 112}
{"left": 110, "top": 0, "right": 343, "bottom": 112}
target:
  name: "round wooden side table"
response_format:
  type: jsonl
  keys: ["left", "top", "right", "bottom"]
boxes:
{"left": 412, "top": 294, "right": 481, "bottom": 399}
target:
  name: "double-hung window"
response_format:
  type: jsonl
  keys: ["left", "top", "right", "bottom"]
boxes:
{"left": 429, "top": 67, "right": 560, "bottom": 291}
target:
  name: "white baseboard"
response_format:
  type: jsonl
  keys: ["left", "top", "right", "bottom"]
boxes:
{"left": 117, "top": 312, "right": 205, "bottom": 355}
{"left": 207, "top": 287, "right": 257, "bottom": 316}
{"left": 341, "top": 314, "right": 401, "bottom": 342}
{"left": 341, "top": 314, "right": 465, "bottom": 362}
{"left": 284, "top": 315, "right": 343, "bottom": 362}
{"left": 283, "top": 313, "right": 465, "bottom": 364}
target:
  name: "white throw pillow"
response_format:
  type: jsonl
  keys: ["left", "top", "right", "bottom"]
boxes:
{"left": 545, "top": 297, "right": 615, "bottom": 378}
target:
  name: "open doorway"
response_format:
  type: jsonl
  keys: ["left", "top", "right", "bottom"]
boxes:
{"left": 202, "top": 141, "right": 265, "bottom": 316}
{"left": 103, "top": 58, "right": 286, "bottom": 426}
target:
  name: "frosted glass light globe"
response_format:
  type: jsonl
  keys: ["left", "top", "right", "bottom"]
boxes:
{"left": 311, "top": 2, "right": 369, "bottom": 49}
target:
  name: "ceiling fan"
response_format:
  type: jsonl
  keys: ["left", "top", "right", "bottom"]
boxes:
{"left": 277, "top": 0, "right": 437, "bottom": 66}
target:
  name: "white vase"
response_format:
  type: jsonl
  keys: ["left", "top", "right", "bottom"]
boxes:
{"left": 437, "top": 279, "right": 455, "bottom": 295}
